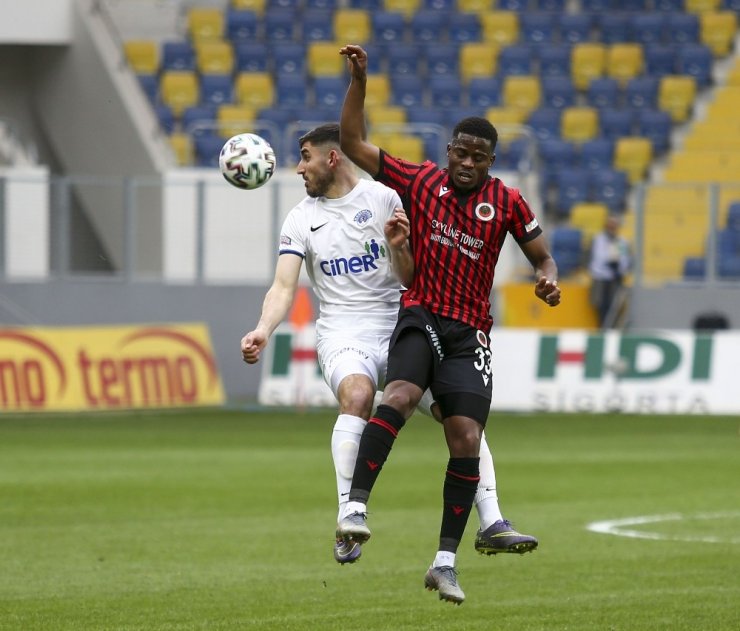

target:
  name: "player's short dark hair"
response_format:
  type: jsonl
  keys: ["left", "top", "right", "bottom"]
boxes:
{"left": 299, "top": 123, "right": 340, "bottom": 148}
{"left": 452, "top": 117, "right": 498, "bottom": 151}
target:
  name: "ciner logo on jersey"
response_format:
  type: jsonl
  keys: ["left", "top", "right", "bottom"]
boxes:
{"left": 319, "top": 238, "right": 387, "bottom": 277}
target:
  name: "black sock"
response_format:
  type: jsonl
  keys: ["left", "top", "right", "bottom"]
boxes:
{"left": 348, "top": 404, "right": 406, "bottom": 504}
{"left": 439, "top": 457, "right": 480, "bottom": 553}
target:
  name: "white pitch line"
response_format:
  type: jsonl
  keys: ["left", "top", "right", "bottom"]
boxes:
{"left": 586, "top": 511, "right": 740, "bottom": 544}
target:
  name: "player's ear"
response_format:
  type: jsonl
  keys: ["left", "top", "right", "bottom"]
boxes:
{"left": 490, "top": 153, "right": 496, "bottom": 166}
{"left": 328, "top": 149, "right": 339, "bottom": 167}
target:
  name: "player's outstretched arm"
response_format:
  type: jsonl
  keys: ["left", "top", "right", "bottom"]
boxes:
{"left": 339, "top": 44, "right": 381, "bottom": 178}
{"left": 385, "top": 208, "right": 414, "bottom": 288}
{"left": 520, "top": 235, "right": 561, "bottom": 307}
{"left": 241, "top": 254, "right": 302, "bottom": 364}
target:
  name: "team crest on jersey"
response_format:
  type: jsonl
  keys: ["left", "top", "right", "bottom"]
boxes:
{"left": 476, "top": 330, "right": 488, "bottom": 348}
{"left": 354, "top": 209, "right": 372, "bottom": 224}
{"left": 475, "top": 203, "right": 495, "bottom": 222}
{"left": 280, "top": 235, "right": 291, "bottom": 246}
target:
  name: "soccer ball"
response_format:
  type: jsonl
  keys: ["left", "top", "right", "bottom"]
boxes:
{"left": 219, "top": 133, "right": 276, "bottom": 190}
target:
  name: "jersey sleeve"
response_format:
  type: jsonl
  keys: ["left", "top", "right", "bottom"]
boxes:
{"left": 508, "top": 188, "right": 543, "bottom": 244}
{"left": 278, "top": 207, "right": 306, "bottom": 258}
{"left": 375, "top": 150, "right": 425, "bottom": 200}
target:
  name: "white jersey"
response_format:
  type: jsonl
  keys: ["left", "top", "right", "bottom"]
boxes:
{"left": 279, "top": 178, "right": 404, "bottom": 334}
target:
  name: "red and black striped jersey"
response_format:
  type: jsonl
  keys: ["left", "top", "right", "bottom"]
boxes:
{"left": 376, "top": 151, "right": 542, "bottom": 333}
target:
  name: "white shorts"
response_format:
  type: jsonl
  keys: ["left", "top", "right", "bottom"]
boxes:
{"left": 316, "top": 327, "right": 393, "bottom": 398}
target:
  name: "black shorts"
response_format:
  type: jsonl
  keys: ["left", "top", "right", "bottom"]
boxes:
{"left": 386, "top": 305, "right": 493, "bottom": 425}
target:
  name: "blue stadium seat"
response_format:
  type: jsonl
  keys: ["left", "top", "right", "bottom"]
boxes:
{"left": 182, "top": 105, "right": 218, "bottom": 137}
{"left": 429, "top": 75, "right": 464, "bottom": 108}
{"left": 718, "top": 256, "right": 740, "bottom": 279}
{"left": 635, "top": 108, "right": 672, "bottom": 154}
{"left": 498, "top": 0, "right": 528, "bottom": 10}
{"left": 348, "top": 0, "right": 383, "bottom": 9}
{"left": 275, "top": 74, "right": 310, "bottom": 107}
{"left": 302, "top": 9, "right": 334, "bottom": 42}
{"left": 624, "top": 76, "right": 659, "bottom": 110}
{"left": 586, "top": 77, "right": 621, "bottom": 109}
{"left": 537, "top": 0, "right": 567, "bottom": 10}
{"left": 200, "top": 74, "right": 234, "bottom": 106}
{"left": 443, "top": 107, "right": 485, "bottom": 129}
{"left": 162, "top": 41, "right": 195, "bottom": 71}
{"left": 599, "top": 108, "right": 635, "bottom": 140}
{"left": 676, "top": 44, "right": 713, "bottom": 87}
{"left": 226, "top": 9, "right": 260, "bottom": 42}
{"left": 423, "top": 0, "right": 455, "bottom": 10}
{"left": 138, "top": 74, "right": 158, "bottom": 103}
{"left": 264, "top": 9, "right": 296, "bottom": 41}
{"left": 683, "top": 256, "right": 706, "bottom": 280}
{"left": 272, "top": 42, "right": 306, "bottom": 75}
{"left": 621, "top": 0, "right": 650, "bottom": 10}
{"left": 306, "top": 0, "right": 337, "bottom": 7}
{"left": 154, "top": 104, "right": 175, "bottom": 133}
{"left": 520, "top": 13, "right": 556, "bottom": 45}
{"left": 541, "top": 76, "right": 577, "bottom": 109}
{"left": 449, "top": 13, "right": 481, "bottom": 43}
{"left": 410, "top": 10, "right": 448, "bottom": 43}
{"left": 496, "top": 137, "right": 532, "bottom": 172}
{"left": 527, "top": 107, "right": 562, "bottom": 142}
{"left": 407, "top": 107, "right": 446, "bottom": 126}
{"left": 582, "top": 0, "right": 613, "bottom": 10}
{"left": 558, "top": 13, "right": 593, "bottom": 45}
{"left": 595, "top": 13, "right": 630, "bottom": 44}
{"left": 391, "top": 74, "right": 426, "bottom": 108}
{"left": 644, "top": 44, "right": 677, "bottom": 78}
{"left": 727, "top": 202, "right": 740, "bottom": 230}
{"left": 629, "top": 13, "right": 667, "bottom": 46}
{"left": 468, "top": 77, "right": 503, "bottom": 108}
{"left": 580, "top": 138, "right": 614, "bottom": 171}
{"left": 313, "top": 76, "right": 346, "bottom": 110}
{"left": 538, "top": 139, "right": 580, "bottom": 194}
{"left": 550, "top": 226, "right": 584, "bottom": 274}
{"left": 372, "top": 11, "right": 407, "bottom": 44}
{"left": 556, "top": 169, "right": 591, "bottom": 217}
{"left": 666, "top": 12, "right": 700, "bottom": 45}
{"left": 385, "top": 43, "right": 423, "bottom": 76}
{"left": 235, "top": 42, "right": 270, "bottom": 73}
{"left": 590, "top": 168, "right": 629, "bottom": 213}
{"left": 498, "top": 44, "right": 535, "bottom": 76}
{"left": 425, "top": 43, "right": 460, "bottom": 76}
{"left": 194, "top": 133, "right": 225, "bottom": 167}
{"left": 537, "top": 44, "right": 572, "bottom": 78}
{"left": 273, "top": 0, "right": 302, "bottom": 8}
{"left": 655, "top": 0, "right": 684, "bottom": 10}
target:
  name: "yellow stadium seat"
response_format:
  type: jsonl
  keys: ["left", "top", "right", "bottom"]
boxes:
{"left": 614, "top": 136, "right": 653, "bottom": 184}
{"left": 169, "top": 132, "right": 194, "bottom": 166}
{"left": 665, "top": 151, "right": 740, "bottom": 182}
{"left": 365, "top": 74, "right": 391, "bottom": 108}
{"left": 480, "top": 11, "right": 519, "bottom": 47}
{"left": 459, "top": 42, "right": 499, "bottom": 83}
{"left": 560, "top": 106, "right": 599, "bottom": 143}
{"left": 658, "top": 75, "right": 697, "bottom": 123}
{"left": 726, "top": 58, "right": 740, "bottom": 86}
{"left": 124, "top": 40, "right": 159, "bottom": 75}
{"left": 383, "top": 0, "right": 421, "bottom": 18}
{"left": 485, "top": 106, "right": 528, "bottom": 127}
{"left": 685, "top": 0, "right": 721, "bottom": 12}
{"left": 308, "top": 41, "right": 345, "bottom": 77}
{"left": 160, "top": 70, "right": 200, "bottom": 116}
{"left": 571, "top": 43, "right": 606, "bottom": 90}
{"left": 217, "top": 104, "right": 257, "bottom": 138}
{"left": 701, "top": 11, "right": 739, "bottom": 56}
{"left": 231, "top": 0, "right": 265, "bottom": 13}
{"left": 606, "top": 43, "right": 644, "bottom": 86}
{"left": 195, "top": 40, "right": 234, "bottom": 75}
{"left": 234, "top": 72, "right": 274, "bottom": 110}
{"left": 502, "top": 75, "right": 541, "bottom": 114}
{"left": 369, "top": 131, "right": 424, "bottom": 162}
{"left": 334, "top": 9, "right": 371, "bottom": 44}
{"left": 187, "top": 7, "right": 224, "bottom": 42}
{"left": 569, "top": 202, "right": 609, "bottom": 245}
{"left": 366, "top": 105, "right": 407, "bottom": 128}
{"left": 457, "top": 0, "right": 494, "bottom": 12}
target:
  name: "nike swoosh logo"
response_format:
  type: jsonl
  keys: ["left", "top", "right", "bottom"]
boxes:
{"left": 310, "top": 222, "right": 328, "bottom": 232}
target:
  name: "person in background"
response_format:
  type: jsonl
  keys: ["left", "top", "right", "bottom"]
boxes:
{"left": 589, "top": 214, "right": 631, "bottom": 329}
{"left": 335, "top": 45, "right": 561, "bottom": 605}
{"left": 241, "top": 123, "right": 537, "bottom": 569}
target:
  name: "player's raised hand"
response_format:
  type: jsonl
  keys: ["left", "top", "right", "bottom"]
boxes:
{"left": 384, "top": 208, "right": 410, "bottom": 249}
{"left": 339, "top": 44, "right": 368, "bottom": 79}
{"left": 535, "top": 276, "right": 561, "bottom": 307}
{"left": 241, "top": 330, "right": 267, "bottom": 364}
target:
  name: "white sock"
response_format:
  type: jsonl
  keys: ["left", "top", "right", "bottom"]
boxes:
{"left": 331, "top": 414, "right": 366, "bottom": 523}
{"left": 475, "top": 431, "right": 503, "bottom": 530}
{"left": 342, "top": 501, "right": 367, "bottom": 521}
{"left": 433, "top": 551, "right": 456, "bottom": 568}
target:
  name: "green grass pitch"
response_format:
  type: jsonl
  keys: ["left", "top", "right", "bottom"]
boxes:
{"left": 0, "top": 408, "right": 738, "bottom": 630}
